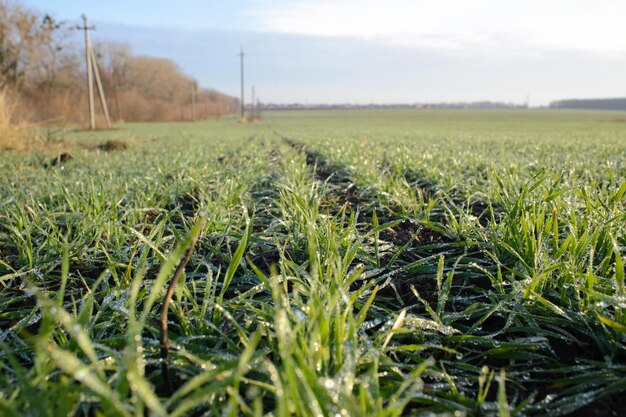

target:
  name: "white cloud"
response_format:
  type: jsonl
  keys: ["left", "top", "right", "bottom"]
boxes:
{"left": 250, "top": 0, "right": 626, "bottom": 57}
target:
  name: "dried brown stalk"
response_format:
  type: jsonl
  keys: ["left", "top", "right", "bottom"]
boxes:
{"left": 159, "top": 217, "right": 206, "bottom": 394}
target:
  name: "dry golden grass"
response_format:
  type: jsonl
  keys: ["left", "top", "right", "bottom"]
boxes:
{"left": 0, "top": 88, "right": 20, "bottom": 148}
{"left": 0, "top": 88, "right": 70, "bottom": 153}
{"left": 0, "top": 87, "right": 33, "bottom": 151}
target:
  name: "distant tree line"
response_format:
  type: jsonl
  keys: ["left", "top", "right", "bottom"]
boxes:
{"left": 0, "top": 0, "right": 238, "bottom": 125}
{"left": 550, "top": 98, "right": 626, "bottom": 111}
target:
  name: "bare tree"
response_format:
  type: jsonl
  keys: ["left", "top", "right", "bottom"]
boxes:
{"left": 95, "top": 42, "right": 132, "bottom": 120}
{"left": 0, "top": 2, "right": 238, "bottom": 124}
{"left": 31, "top": 14, "right": 75, "bottom": 92}
{"left": 127, "top": 55, "right": 193, "bottom": 102}
{"left": 0, "top": 0, "right": 41, "bottom": 89}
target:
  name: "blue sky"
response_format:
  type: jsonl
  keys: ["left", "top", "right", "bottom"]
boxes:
{"left": 25, "top": 1, "right": 258, "bottom": 31}
{"left": 23, "top": 0, "right": 626, "bottom": 105}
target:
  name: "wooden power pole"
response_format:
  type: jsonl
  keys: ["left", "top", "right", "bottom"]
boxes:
{"left": 251, "top": 85, "right": 256, "bottom": 121}
{"left": 91, "top": 47, "right": 111, "bottom": 128}
{"left": 78, "top": 15, "right": 111, "bottom": 130}
{"left": 80, "top": 15, "right": 96, "bottom": 130}
{"left": 191, "top": 81, "right": 197, "bottom": 121}
{"left": 239, "top": 46, "right": 245, "bottom": 122}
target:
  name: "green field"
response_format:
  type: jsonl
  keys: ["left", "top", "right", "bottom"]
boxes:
{"left": 1, "top": 109, "right": 625, "bottom": 416}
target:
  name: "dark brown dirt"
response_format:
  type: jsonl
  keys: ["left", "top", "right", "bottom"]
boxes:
{"left": 248, "top": 246, "right": 282, "bottom": 277}
{"left": 46, "top": 152, "right": 72, "bottom": 167}
{"left": 0, "top": 237, "right": 19, "bottom": 268}
{"left": 377, "top": 271, "right": 439, "bottom": 306}
{"left": 379, "top": 219, "right": 451, "bottom": 247}
{"left": 98, "top": 140, "right": 128, "bottom": 152}
{"left": 167, "top": 188, "right": 201, "bottom": 214}
{"left": 142, "top": 208, "right": 162, "bottom": 223}
{"left": 321, "top": 183, "right": 362, "bottom": 212}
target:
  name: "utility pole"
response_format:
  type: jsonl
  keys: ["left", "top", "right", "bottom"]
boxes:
{"left": 191, "top": 81, "right": 197, "bottom": 121}
{"left": 251, "top": 85, "right": 255, "bottom": 120}
{"left": 239, "top": 46, "right": 245, "bottom": 121}
{"left": 76, "top": 15, "right": 111, "bottom": 129}
{"left": 79, "top": 15, "right": 96, "bottom": 130}
{"left": 91, "top": 47, "right": 111, "bottom": 128}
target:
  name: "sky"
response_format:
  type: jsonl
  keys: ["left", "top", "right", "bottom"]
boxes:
{"left": 23, "top": 0, "right": 626, "bottom": 106}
